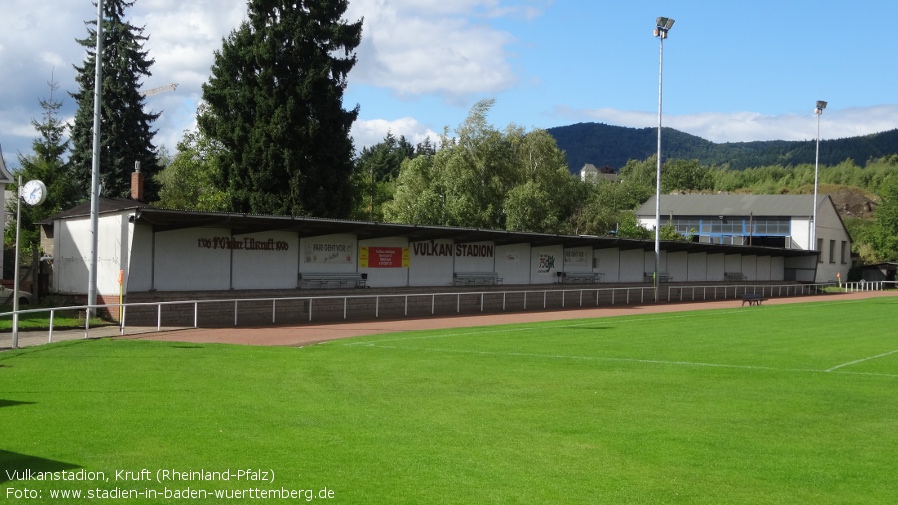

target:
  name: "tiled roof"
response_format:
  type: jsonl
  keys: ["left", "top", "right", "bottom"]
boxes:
{"left": 636, "top": 194, "right": 828, "bottom": 217}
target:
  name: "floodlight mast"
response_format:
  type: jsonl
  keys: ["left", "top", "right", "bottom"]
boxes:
{"left": 653, "top": 16, "right": 674, "bottom": 302}
{"left": 88, "top": 0, "right": 105, "bottom": 316}
{"left": 811, "top": 100, "right": 827, "bottom": 251}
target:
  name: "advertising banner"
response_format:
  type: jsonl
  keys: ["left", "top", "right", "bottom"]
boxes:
{"left": 537, "top": 252, "right": 557, "bottom": 275}
{"left": 359, "top": 247, "right": 410, "bottom": 268}
{"left": 304, "top": 240, "right": 354, "bottom": 264}
{"left": 564, "top": 249, "right": 590, "bottom": 268}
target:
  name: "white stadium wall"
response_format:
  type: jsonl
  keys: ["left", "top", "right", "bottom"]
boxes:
{"left": 724, "top": 255, "right": 742, "bottom": 277}
{"left": 594, "top": 248, "right": 620, "bottom": 282}
{"left": 742, "top": 256, "right": 758, "bottom": 281}
{"left": 127, "top": 224, "right": 154, "bottom": 292}
{"left": 154, "top": 228, "right": 232, "bottom": 291}
{"left": 495, "top": 244, "right": 531, "bottom": 285}
{"left": 409, "top": 239, "right": 454, "bottom": 286}
{"left": 668, "top": 252, "right": 688, "bottom": 280}
{"left": 619, "top": 251, "right": 645, "bottom": 283}
{"left": 232, "top": 231, "right": 298, "bottom": 290}
{"left": 686, "top": 252, "right": 707, "bottom": 282}
{"left": 707, "top": 253, "right": 725, "bottom": 281}
{"left": 770, "top": 256, "right": 786, "bottom": 281}
{"left": 755, "top": 256, "right": 772, "bottom": 281}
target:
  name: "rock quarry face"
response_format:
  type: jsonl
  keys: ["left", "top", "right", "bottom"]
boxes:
{"left": 830, "top": 187, "right": 878, "bottom": 219}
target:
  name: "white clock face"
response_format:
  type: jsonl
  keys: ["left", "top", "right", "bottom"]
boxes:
{"left": 22, "top": 180, "right": 47, "bottom": 206}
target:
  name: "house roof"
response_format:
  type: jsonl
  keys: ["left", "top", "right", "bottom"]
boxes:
{"left": 635, "top": 194, "right": 829, "bottom": 218}
{"left": 0, "top": 143, "right": 14, "bottom": 184}
{"left": 580, "top": 163, "right": 619, "bottom": 182}
{"left": 37, "top": 197, "right": 151, "bottom": 223}
{"left": 41, "top": 201, "right": 817, "bottom": 259}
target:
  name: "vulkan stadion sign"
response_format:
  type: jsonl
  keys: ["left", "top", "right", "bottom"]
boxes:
{"left": 411, "top": 240, "right": 495, "bottom": 258}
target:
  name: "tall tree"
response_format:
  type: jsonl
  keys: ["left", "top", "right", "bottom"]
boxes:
{"left": 352, "top": 132, "right": 415, "bottom": 220}
{"left": 69, "top": 0, "right": 161, "bottom": 202}
{"left": 505, "top": 127, "right": 580, "bottom": 233}
{"left": 6, "top": 79, "right": 78, "bottom": 250}
{"left": 869, "top": 176, "right": 898, "bottom": 262}
{"left": 199, "top": 0, "right": 363, "bottom": 218}
{"left": 661, "top": 158, "right": 713, "bottom": 193}
{"left": 154, "top": 127, "right": 228, "bottom": 211}
{"left": 384, "top": 100, "right": 577, "bottom": 234}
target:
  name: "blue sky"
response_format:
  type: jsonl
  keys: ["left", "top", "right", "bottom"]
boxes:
{"left": 2, "top": 0, "right": 897, "bottom": 169}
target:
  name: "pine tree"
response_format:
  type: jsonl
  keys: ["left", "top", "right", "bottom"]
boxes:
{"left": 199, "top": 0, "right": 363, "bottom": 218}
{"left": 69, "top": 0, "right": 160, "bottom": 202}
{"left": 5, "top": 79, "right": 78, "bottom": 251}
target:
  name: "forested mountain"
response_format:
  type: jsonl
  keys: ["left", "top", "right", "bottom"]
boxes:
{"left": 548, "top": 122, "right": 898, "bottom": 173}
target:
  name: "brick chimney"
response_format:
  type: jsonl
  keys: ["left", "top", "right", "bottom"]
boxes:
{"left": 131, "top": 161, "right": 144, "bottom": 202}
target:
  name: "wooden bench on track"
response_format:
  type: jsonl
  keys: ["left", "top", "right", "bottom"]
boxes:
{"left": 741, "top": 293, "right": 768, "bottom": 306}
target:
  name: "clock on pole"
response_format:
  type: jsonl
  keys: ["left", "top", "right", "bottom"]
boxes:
{"left": 22, "top": 179, "right": 47, "bottom": 206}
{"left": 11, "top": 177, "right": 48, "bottom": 349}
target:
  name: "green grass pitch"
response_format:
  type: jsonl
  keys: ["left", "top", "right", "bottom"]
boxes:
{"left": 2, "top": 297, "right": 897, "bottom": 504}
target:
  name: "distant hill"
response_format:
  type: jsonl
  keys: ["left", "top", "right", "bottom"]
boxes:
{"left": 547, "top": 122, "right": 898, "bottom": 173}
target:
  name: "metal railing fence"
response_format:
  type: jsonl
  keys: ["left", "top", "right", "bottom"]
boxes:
{"left": 4, "top": 281, "right": 889, "bottom": 349}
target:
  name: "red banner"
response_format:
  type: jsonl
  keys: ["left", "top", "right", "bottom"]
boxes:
{"left": 359, "top": 247, "right": 410, "bottom": 268}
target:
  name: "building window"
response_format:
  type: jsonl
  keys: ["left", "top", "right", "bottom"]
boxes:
{"left": 840, "top": 241, "right": 847, "bottom": 264}
{"left": 829, "top": 240, "right": 836, "bottom": 264}
{"left": 817, "top": 238, "right": 823, "bottom": 262}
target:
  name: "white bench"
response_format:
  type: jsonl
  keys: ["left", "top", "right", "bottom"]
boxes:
{"left": 557, "top": 271, "right": 602, "bottom": 284}
{"left": 454, "top": 272, "right": 503, "bottom": 286}
{"left": 299, "top": 273, "right": 367, "bottom": 289}
{"left": 645, "top": 272, "right": 672, "bottom": 283}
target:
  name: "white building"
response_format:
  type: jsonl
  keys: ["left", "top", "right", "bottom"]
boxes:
{"left": 635, "top": 194, "right": 851, "bottom": 283}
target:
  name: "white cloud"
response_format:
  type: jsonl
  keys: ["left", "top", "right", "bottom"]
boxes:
{"left": 0, "top": 1, "right": 547, "bottom": 160}
{"left": 347, "top": 0, "right": 524, "bottom": 100}
{"left": 351, "top": 117, "right": 441, "bottom": 151}
{"left": 352, "top": 0, "right": 545, "bottom": 20}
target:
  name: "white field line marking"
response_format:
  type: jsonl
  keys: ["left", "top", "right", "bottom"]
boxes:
{"left": 354, "top": 344, "right": 898, "bottom": 378}
{"left": 826, "top": 349, "right": 898, "bottom": 372}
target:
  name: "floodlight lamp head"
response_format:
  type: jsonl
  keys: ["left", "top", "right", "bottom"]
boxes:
{"left": 657, "top": 17, "right": 675, "bottom": 29}
{"left": 815, "top": 100, "right": 827, "bottom": 115}
{"left": 655, "top": 17, "right": 675, "bottom": 38}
